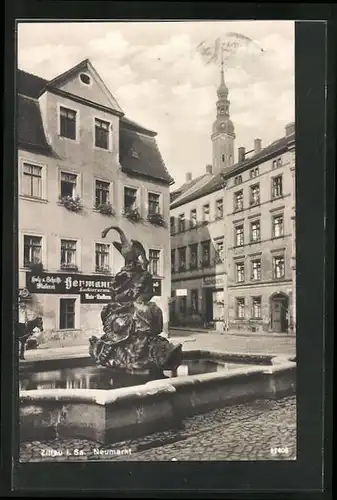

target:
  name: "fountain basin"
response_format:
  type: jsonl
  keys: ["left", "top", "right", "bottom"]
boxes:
{"left": 19, "top": 351, "right": 296, "bottom": 445}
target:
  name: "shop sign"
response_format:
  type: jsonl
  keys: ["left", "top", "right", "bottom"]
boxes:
{"left": 176, "top": 288, "right": 187, "bottom": 296}
{"left": 26, "top": 273, "right": 115, "bottom": 295}
{"left": 26, "top": 273, "right": 162, "bottom": 301}
{"left": 202, "top": 275, "right": 224, "bottom": 287}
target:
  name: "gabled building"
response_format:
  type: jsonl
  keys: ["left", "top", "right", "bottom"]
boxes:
{"left": 169, "top": 65, "right": 296, "bottom": 334}
{"left": 18, "top": 59, "right": 173, "bottom": 341}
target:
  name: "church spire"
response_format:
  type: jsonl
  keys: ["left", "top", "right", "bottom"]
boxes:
{"left": 217, "top": 49, "right": 228, "bottom": 98}
{"left": 211, "top": 51, "right": 235, "bottom": 173}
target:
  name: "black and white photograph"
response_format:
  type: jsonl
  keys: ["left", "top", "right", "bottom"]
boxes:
{"left": 17, "top": 20, "right": 296, "bottom": 463}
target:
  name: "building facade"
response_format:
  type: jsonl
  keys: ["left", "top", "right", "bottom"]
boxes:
{"left": 223, "top": 123, "right": 296, "bottom": 333}
{"left": 169, "top": 68, "right": 296, "bottom": 334}
{"left": 17, "top": 59, "right": 173, "bottom": 343}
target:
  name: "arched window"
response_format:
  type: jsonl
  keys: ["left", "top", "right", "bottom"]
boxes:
{"left": 222, "top": 154, "right": 225, "bottom": 162}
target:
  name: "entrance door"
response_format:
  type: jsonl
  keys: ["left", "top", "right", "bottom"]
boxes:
{"left": 204, "top": 289, "right": 214, "bottom": 324}
{"left": 271, "top": 295, "right": 288, "bottom": 332}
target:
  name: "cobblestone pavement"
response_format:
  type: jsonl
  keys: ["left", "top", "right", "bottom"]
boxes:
{"left": 19, "top": 396, "right": 296, "bottom": 462}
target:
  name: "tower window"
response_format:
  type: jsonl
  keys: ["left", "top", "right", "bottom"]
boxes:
{"left": 222, "top": 154, "right": 225, "bottom": 162}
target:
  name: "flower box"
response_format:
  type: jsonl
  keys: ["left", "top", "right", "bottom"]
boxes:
{"left": 147, "top": 213, "right": 167, "bottom": 228}
{"left": 59, "top": 195, "right": 83, "bottom": 212}
{"left": 61, "top": 263, "right": 79, "bottom": 272}
{"left": 95, "top": 202, "right": 115, "bottom": 216}
{"left": 26, "top": 262, "right": 45, "bottom": 274}
{"left": 124, "top": 207, "right": 142, "bottom": 223}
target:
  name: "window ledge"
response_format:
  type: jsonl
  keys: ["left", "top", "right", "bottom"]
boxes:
{"left": 58, "top": 135, "right": 80, "bottom": 144}
{"left": 93, "top": 145, "right": 112, "bottom": 153}
{"left": 20, "top": 196, "right": 48, "bottom": 204}
{"left": 58, "top": 269, "right": 81, "bottom": 273}
{"left": 56, "top": 329, "right": 81, "bottom": 333}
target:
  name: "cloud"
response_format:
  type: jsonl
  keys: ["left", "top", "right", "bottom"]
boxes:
{"left": 17, "top": 21, "right": 294, "bottom": 189}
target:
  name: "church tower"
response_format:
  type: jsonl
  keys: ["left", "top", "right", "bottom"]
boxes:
{"left": 211, "top": 58, "right": 235, "bottom": 174}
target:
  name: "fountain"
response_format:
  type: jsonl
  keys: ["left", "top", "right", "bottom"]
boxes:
{"left": 19, "top": 227, "right": 296, "bottom": 445}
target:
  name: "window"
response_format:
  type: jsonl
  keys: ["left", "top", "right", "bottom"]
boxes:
{"left": 95, "top": 118, "right": 110, "bottom": 149}
{"left": 190, "top": 209, "right": 197, "bottom": 228}
{"left": 178, "top": 247, "right": 186, "bottom": 271}
{"left": 272, "top": 214, "right": 284, "bottom": 238}
{"left": 273, "top": 157, "right": 282, "bottom": 169}
{"left": 95, "top": 243, "right": 110, "bottom": 272}
{"left": 191, "top": 289, "right": 199, "bottom": 314}
{"left": 24, "top": 235, "right": 42, "bottom": 266}
{"left": 251, "top": 259, "right": 261, "bottom": 280}
{"left": 178, "top": 213, "right": 185, "bottom": 232}
{"left": 216, "top": 198, "right": 224, "bottom": 219}
{"left": 170, "top": 216, "right": 175, "bottom": 234}
{"left": 60, "top": 172, "right": 77, "bottom": 199}
{"left": 95, "top": 180, "right": 110, "bottom": 207}
{"left": 60, "top": 239, "right": 77, "bottom": 267}
{"left": 215, "top": 240, "right": 224, "bottom": 263}
{"left": 236, "top": 262, "right": 245, "bottom": 283}
{"left": 124, "top": 187, "right": 137, "bottom": 211}
{"left": 273, "top": 256, "right": 285, "bottom": 279}
{"left": 179, "top": 297, "right": 187, "bottom": 315}
{"left": 189, "top": 244, "right": 198, "bottom": 270}
{"left": 234, "top": 190, "right": 244, "bottom": 211}
{"left": 222, "top": 154, "right": 225, "bottom": 162}
{"left": 234, "top": 175, "right": 243, "bottom": 185}
{"left": 201, "top": 240, "right": 210, "bottom": 268}
{"left": 149, "top": 249, "right": 161, "bottom": 276}
{"left": 60, "top": 106, "right": 77, "bottom": 140}
{"left": 60, "top": 298, "right": 76, "bottom": 330}
{"left": 171, "top": 249, "right": 175, "bottom": 273}
{"left": 80, "top": 73, "right": 91, "bottom": 85}
{"left": 250, "top": 167, "right": 259, "bottom": 178}
{"left": 22, "top": 163, "right": 42, "bottom": 198}
{"left": 236, "top": 298, "right": 245, "bottom": 318}
{"left": 272, "top": 175, "right": 283, "bottom": 198}
{"left": 148, "top": 192, "right": 161, "bottom": 215}
{"left": 203, "top": 204, "right": 210, "bottom": 224}
{"left": 250, "top": 183, "right": 260, "bottom": 206}
{"left": 250, "top": 220, "right": 261, "bottom": 242}
{"left": 234, "top": 225, "right": 244, "bottom": 246}
{"left": 252, "top": 297, "right": 261, "bottom": 318}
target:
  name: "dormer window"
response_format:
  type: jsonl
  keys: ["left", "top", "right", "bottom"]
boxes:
{"left": 79, "top": 73, "right": 91, "bottom": 85}
{"left": 60, "top": 107, "right": 77, "bottom": 140}
{"left": 95, "top": 118, "right": 110, "bottom": 150}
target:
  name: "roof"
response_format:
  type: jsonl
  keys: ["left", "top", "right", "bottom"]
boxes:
{"left": 17, "top": 94, "right": 52, "bottom": 153}
{"left": 44, "top": 59, "right": 123, "bottom": 115}
{"left": 119, "top": 126, "right": 174, "bottom": 185}
{"left": 17, "top": 67, "right": 173, "bottom": 185}
{"left": 170, "top": 132, "right": 295, "bottom": 209}
{"left": 16, "top": 70, "right": 48, "bottom": 98}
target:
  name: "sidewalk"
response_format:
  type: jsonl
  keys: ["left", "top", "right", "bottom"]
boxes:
{"left": 22, "top": 331, "right": 295, "bottom": 363}
{"left": 170, "top": 326, "right": 295, "bottom": 339}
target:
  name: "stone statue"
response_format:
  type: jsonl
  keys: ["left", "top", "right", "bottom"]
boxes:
{"left": 89, "top": 226, "right": 182, "bottom": 377}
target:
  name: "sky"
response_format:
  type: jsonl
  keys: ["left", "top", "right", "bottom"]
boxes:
{"left": 17, "top": 21, "right": 294, "bottom": 189}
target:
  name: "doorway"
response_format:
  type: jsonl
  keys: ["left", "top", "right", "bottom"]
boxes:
{"left": 204, "top": 288, "right": 214, "bottom": 324}
{"left": 270, "top": 293, "right": 289, "bottom": 332}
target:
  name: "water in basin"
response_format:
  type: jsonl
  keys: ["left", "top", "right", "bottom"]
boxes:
{"left": 19, "top": 359, "right": 251, "bottom": 391}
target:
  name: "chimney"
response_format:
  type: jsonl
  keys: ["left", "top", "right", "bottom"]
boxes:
{"left": 285, "top": 122, "right": 295, "bottom": 136}
{"left": 238, "top": 147, "right": 245, "bottom": 163}
{"left": 185, "top": 172, "right": 192, "bottom": 182}
{"left": 206, "top": 164, "right": 213, "bottom": 174}
{"left": 254, "top": 139, "right": 262, "bottom": 154}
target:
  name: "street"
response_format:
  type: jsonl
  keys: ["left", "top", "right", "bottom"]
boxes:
{"left": 19, "top": 396, "right": 296, "bottom": 462}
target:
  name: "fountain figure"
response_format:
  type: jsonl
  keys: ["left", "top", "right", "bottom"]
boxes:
{"left": 89, "top": 226, "right": 182, "bottom": 377}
